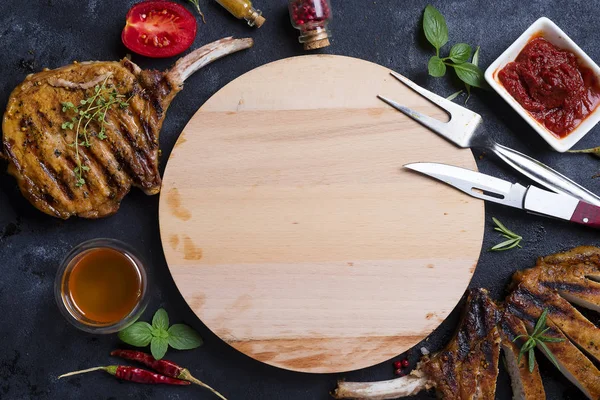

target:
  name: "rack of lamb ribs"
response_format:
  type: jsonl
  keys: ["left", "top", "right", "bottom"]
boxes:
{"left": 333, "top": 246, "right": 600, "bottom": 400}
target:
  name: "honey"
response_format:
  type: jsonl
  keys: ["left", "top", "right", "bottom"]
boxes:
{"left": 56, "top": 239, "right": 148, "bottom": 333}
{"left": 66, "top": 248, "right": 141, "bottom": 324}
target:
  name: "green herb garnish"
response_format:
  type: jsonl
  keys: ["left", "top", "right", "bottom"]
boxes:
{"left": 446, "top": 90, "right": 463, "bottom": 101}
{"left": 490, "top": 217, "right": 523, "bottom": 251}
{"left": 118, "top": 308, "right": 203, "bottom": 360}
{"left": 186, "top": 0, "right": 206, "bottom": 23}
{"left": 568, "top": 146, "right": 600, "bottom": 159}
{"left": 514, "top": 309, "right": 565, "bottom": 373}
{"left": 61, "top": 75, "right": 132, "bottom": 187}
{"left": 422, "top": 5, "right": 487, "bottom": 93}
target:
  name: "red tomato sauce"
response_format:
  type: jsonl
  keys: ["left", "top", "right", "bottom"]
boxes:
{"left": 498, "top": 37, "right": 600, "bottom": 138}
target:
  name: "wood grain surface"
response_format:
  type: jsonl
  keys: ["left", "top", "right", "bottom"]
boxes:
{"left": 159, "top": 55, "right": 485, "bottom": 373}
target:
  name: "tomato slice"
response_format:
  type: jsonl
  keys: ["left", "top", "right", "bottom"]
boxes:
{"left": 122, "top": 1, "right": 197, "bottom": 58}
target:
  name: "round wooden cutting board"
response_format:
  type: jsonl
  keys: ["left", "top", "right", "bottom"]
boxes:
{"left": 159, "top": 55, "right": 484, "bottom": 373}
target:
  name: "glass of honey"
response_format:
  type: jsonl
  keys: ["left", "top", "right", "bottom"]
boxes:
{"left": 55, "top": 238, "right": 148, "bottom": 333}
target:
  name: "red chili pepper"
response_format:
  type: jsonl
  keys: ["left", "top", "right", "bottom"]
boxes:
{"left": 111, "top": 350, "right": 183, "bottom": 378}
{"left": 58, "top": 365, "right": 190, "bottom": 385}
{"left": 111, "top": 350, "right": 227, "bottom": 400}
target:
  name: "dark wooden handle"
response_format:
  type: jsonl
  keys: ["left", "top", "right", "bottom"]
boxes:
{"left": 570, "top": 201, "right": 600, "bottom": 229}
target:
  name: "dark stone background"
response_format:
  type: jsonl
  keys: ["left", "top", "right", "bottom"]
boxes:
{"left": 1, "top": 0, "right": 599, "bottom": 399}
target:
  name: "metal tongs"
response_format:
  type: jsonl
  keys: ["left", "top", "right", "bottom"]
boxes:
{"left": 378, "top": 71, "right": 600, "bottom": 207}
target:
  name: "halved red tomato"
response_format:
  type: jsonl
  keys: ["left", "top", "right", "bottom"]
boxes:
{"left": 122, "top": 1, "right": 197, "bottom": 58}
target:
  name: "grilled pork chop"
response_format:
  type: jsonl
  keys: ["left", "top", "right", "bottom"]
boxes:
{"left": 333, "top": 246, "right": 600, "bottom": 400}
{"left": 2, "top": 37, "right": 252, "bottom": 219}
{"left": 332, "top": 289, "right": 502, "bottom": 400}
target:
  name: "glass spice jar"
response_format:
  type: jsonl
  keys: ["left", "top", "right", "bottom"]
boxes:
{"left": 215, "top": 0, "right": 266, "bottom": 28}
{"left": 288, "top": 0, "right": 332, "bottom": 50}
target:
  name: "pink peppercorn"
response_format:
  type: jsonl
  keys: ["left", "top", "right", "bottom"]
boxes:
{"left": 288, "top": 0, "right": 332, "bottom": 50}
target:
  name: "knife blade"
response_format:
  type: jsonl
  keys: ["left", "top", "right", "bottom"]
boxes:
{"left": 405, "top": 162, "right": 600, "bottom": 229}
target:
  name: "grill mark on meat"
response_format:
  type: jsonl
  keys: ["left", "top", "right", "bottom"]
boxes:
{"left": 439, "top": 351, "right": 458, "bottom": 393}
{"left": 22, "top": 126, "right": 75, "bottom": 202}
{"left": 455, "top": 292, "right": 500, "bottom": 360}
{"left": 78, "top": 144, "right": 112, "bottom": 196}
{"left": 138, "top": 70, "right": 168, "bottom": 118}
{"left": 117, "top": 122, "right": 156, "bottom": 186}
{"left": 3, "top": 141, "right": 63, "bottom": 217}
{"left": 542, "top": 280, "right": 589, "bottom": 293}
{"left": 37, "top": 158, "right": 75, "bottom": 201}
{"left": 499, "top": 317, "right": 521, "bottom": 342}
{"left": 119, "top": 121, "right": 152, "bottom": 165}
{"left": 129, "top": 97, "right": 159, "bottom": 149}
{"left": 100, "top": 115, "right": 146, "bottom": 183}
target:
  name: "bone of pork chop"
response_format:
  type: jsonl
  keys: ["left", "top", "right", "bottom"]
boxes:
{"left": 2, "top": 37, "right": 253, "bottom": 219}
{"left": 333, "top": 289, "right": 501, "bottom": 400}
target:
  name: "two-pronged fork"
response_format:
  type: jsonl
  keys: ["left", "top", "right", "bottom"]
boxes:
{"left": 378, "top": 71, "right": 600, "bottom": 207}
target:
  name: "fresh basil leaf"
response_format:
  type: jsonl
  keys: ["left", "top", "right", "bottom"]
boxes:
{"left": 449, "top": 43, "right": 472, "bottom": 64}
{"left": 446, "top": 90, "right": 463, "bottom": 101}
{"left": 152, "top": 308, "right": 169, "bottom": 331}
{"left": 453, "top": 62, "right": 486, "bottom": 88}
{"left": 118, "top": 322, "right": 153, "bottom": 347}
{"left": 465, "top": 46, "right": 481, "bottom": 104}
{"left": 472, "top": 46, "right": 481, "bottom": 67}
{"left": 428, "top": 56, "right": 446, "bottom": 77}
{"left": 167, "top": 324, "right": 204, "bottom": 350}
{"left": 423, "top": 5, "right": 448, "bottom": 53}
{"left": 151, "top": 336, "right": 169, "bottom": 360}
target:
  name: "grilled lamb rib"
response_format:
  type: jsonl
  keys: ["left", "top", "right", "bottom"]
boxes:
{"left": 332, "top": 289, "right": 502, "bottom": 400}
{"left": 2, "top": 37, "right": 253, "bottom": 219}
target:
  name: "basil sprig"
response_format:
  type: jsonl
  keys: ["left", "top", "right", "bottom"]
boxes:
{"left": 422, "top": 5, "right": 487, "bottom": 94}
{"left": 119, "top": 308, "right": 203, "bottom": 360}
{"left": 423, "top": 5, "right": 447, "bottom": 56}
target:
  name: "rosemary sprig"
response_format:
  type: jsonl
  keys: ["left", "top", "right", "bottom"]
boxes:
{"left": 568, "top": 146, "right": 600, "bottom": 159}
{"left": 187, "top": 0, "right": 206, "bottom": 23}
{"left": 61, "top": 76, "right": 131, "bottom": 187}
{"left": 513, "top": 309, "right": 565, "bottom": 373}
{"left": 490, "top": 217, "right": 523, "bottom": 251}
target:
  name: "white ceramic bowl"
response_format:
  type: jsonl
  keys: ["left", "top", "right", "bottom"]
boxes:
{"left": 485, "top": 17, "right": 600, "bottom": 152}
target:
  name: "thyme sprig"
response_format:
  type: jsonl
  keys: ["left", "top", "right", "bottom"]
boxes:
{"left": 514, "top": 309, "right": 565, "bottom": 373}
{"left": 490, "top": 217, "right": 523, "bottom": 251}
{"left": 61, "top": 76, "right": 131, "bottom": 187}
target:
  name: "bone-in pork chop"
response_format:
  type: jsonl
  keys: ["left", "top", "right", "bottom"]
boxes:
{"left": 2, "top": 37, "right": 252, "bottom": 219}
